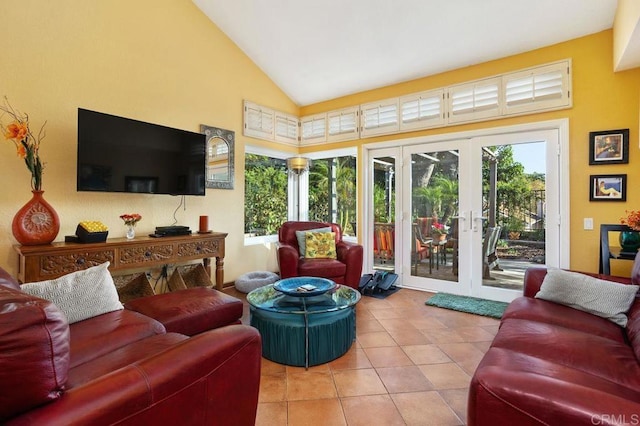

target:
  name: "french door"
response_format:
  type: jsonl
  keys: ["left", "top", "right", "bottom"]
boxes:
{"left": 365, "top": 124, "right": 567, "bottom": 302}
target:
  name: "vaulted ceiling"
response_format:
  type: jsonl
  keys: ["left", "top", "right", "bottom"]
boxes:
{"left": 193, "top": 0, "right": 618, "bottom": 106}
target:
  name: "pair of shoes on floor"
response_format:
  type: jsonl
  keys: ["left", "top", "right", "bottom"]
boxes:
{"left": 358, "top": 271, "right": 398, "bottom": 295}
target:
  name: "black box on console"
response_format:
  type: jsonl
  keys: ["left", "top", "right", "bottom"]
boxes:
{"left": 75, "top": 223, "right": 108, "bottom": 243}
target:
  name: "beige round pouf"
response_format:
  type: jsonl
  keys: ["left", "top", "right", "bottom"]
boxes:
{"left": 235, "top": 271, "right": 280, "bottom": 293}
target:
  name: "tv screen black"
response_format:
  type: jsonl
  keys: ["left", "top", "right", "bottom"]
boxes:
{"left": 77, "top": 108, "right": 206, "bottom": 196}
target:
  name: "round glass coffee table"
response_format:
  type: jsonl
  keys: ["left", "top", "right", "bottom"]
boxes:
{"left": 247, "top": 277, "right": 360, "bottom": 369}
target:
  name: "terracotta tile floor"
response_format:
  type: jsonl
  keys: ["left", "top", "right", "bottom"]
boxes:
{"left": 224, "top": 286, "right": 500, "bottom": 426}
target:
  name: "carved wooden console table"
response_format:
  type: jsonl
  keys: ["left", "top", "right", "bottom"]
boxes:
{"left": 14, "top": 232, "right": 228, "bottom": 290}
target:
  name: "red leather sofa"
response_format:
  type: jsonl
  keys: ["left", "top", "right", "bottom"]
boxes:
{"left": 276, "top": 221, "right": 363, "bottom": 289}
{"left": 0, "top": 266, "right": 262, "bottom": 425}
{"left": 468, "top": 260, "right": 640, "bottom": 425}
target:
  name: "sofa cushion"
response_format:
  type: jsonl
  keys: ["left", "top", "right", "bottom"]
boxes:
{"left": 503, "top": 296, "right": 626, "bottom": 343}
{"left": 124, "top": 287, "right": 244, "bottom": 336}
{"left": 493, "top": 318, "right": 640, "bottom": 388}
{"left": 305, "top": 232, "right": 337, "bottom": 259}
{"left": 0, "top": 286, "right": 70, "bottom": 422}
{"left": 69, "top": 309, "right": 165, "bottom": 368}
{"left": 471, "top": 346, "right": 640, "bottom": 425}
{"left": 535, "top": 268, "right": 639, "bottom": 326}
{"left": 295, "top": 226, "right": 331, "bottom": 257}
{"left": 299, "top": 258, "right": 346, "bottom": 279}
{"left": 67, "top": 333, "right": 188, "bottom": 388}
{"left": 21, "top": 262, "right": 123, "bottom": 324}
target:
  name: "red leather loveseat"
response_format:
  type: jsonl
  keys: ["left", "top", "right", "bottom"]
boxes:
{"left": 468, "top": 257, "right": 640, "bottom": 425}
{"left": 0, "top": 266, "right": 262, "bottom": 425}
{"left": 276, "top": 221, "right": 363, "bottom": 289}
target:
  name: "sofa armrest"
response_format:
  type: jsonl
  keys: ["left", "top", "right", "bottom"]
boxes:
{"left": 523, "top": 267, "right": 548, "bottom": 297}
{"left": 7, "top": 325, "right": 262, "bottom": 426}
{"left": 276, "top": 242, "right": 300, "bottom": 278}
{"left": 336, "top": 241, "right": 364, "bottom": 288}
{"left": 0, "top": 266, "right": 20, "bottom": 290}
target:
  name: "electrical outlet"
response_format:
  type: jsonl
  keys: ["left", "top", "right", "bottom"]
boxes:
{"left": 584, "top": 218, "right": 594, "bottom": 230}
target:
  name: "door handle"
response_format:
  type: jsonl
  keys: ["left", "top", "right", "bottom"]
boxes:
{"left": 471, "top": 211, "right": 487, "bottom": 232}
{"left": 453, "top": 213, "right": 467, "bottom": 232}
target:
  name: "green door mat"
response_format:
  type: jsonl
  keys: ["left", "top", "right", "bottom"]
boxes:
{"left": 425, "top": 293, "right": 508, "bottom": 319}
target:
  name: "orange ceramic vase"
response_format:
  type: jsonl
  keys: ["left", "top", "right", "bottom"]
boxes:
{"left": 12, "top": 190, "right": 60, "bottom": 245}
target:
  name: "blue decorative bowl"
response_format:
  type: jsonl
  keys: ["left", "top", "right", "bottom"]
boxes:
{"left": 273, "top": 277, "right": 336, "bottom": 297}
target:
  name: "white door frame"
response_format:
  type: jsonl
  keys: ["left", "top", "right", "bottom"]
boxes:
{"left": 362, "top": 119, "right": 570, "bottom": 291}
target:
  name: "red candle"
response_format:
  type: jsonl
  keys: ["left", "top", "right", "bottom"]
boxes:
{"left": 199, "top": 216, "right": 208, "bottom": 232}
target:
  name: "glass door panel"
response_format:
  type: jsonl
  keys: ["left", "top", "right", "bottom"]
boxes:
{"left": 472, "top": 129, "right": 559, "bottom": 303}
{"left": 479, "top": 142, "right": 546, "bottom": 291}
{"left": 410, "top": 149, "right": 460, "bottom": 281}
{"left": 402, "top": 142, "right": 468, "bottom": 293}
{"left": 371, "top": 153, "right": 397, "bottom": 273}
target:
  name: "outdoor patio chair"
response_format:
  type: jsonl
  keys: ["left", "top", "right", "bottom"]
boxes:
{"left": 482, "top": 226, "right": 502, "bottom": 279}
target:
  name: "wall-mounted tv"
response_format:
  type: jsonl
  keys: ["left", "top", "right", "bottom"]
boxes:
{"left": 77, "top": 108, "right": 206, "bottom": 196}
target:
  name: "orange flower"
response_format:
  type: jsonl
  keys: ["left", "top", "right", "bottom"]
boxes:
{"left": 621, "top": 210, "right": 640, "bottom": 231}
{"left": 1, "top": 98, "right": 46, "bottom": 191}
{"left": 16, "top": 144, "right": 26, "bottom": 159}
{"left": 120, "top": 213, "right": 142, "bottom": 226}
{"left": 5, "top": 121, "right": 28, "bottom": 141}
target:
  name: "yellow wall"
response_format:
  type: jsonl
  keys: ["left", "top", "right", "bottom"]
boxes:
{"left": 301, "top": 30, "right": 640, "bottom": 276}
{"left": 0, "top": 0, "right": 298, "bottom": 280}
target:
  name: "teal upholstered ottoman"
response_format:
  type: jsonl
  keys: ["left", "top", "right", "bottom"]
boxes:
{"left": 247, "top": 279, "right": 360, "bottom": 368}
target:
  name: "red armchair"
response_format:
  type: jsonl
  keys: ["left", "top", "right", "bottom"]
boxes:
{"left": 277, "top": 221, "right": 363, "bottom": 289}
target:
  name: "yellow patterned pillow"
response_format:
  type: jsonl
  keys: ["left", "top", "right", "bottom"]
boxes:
{"left": 305, "top": 232, "right": 337, "bottom": 259}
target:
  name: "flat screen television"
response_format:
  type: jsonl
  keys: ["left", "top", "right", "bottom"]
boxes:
{"left": 77, "top": 108, "right": 206, "bottom": 196}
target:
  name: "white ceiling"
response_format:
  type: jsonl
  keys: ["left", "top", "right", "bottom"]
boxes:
{"left": 193, "top": 0, "right": 618, "bottom": 106}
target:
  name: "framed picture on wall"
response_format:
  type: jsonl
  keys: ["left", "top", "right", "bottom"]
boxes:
{"left": 589, "top": 174, "right": 626, "bottom": 201}
{"left": 589, "top": 129, "right": 629, "bottom": 165}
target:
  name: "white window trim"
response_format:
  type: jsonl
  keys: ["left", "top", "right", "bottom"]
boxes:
{"left": 244, "top": 145, "right": 290, "bottom": 246}
{"left": 306, "top": 147, "right": 358, "bottom": 243}
{"left": 244, "top": 145, "right": 359, "bottom": 246}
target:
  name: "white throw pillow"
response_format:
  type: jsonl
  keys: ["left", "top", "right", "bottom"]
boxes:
{"left": 21, "top": 262, "right": 123, "bottom": 324}
{"left": 535, "top": 269, "right": 639, "bottom": 327}
{"left": 295, "top": 226, "right": 332, "bottom": 257}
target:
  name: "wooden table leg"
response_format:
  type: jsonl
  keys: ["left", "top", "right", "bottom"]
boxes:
{"left": 215, "top": 256, "right": 224, "bottom": 291}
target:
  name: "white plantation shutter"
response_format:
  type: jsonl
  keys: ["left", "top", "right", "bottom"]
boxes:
{"left": 448, "top": 77, "right": 500, "bottom": 124}
{"left": 400, "top": 89, "right": 444, "bottom": 130}
{"left": 243, "top": 101, "right": 274, "bottom": 140}
{"left": 503, "top": 61, "right": 571, "bottom": 115}
{"left": 327, "top": 107, "right": 359, "bottom": 142}
{"left": 274, "top": 112, "right": 299, "bottom": 145}
{"left": 241, "top": 60, "right": 571, "bottom": 143}
{"left": 360, "top": 99, "right": 399, "bottom": 137}
{"left": 300, "top": 113, "right": 327, "bottom": 145}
